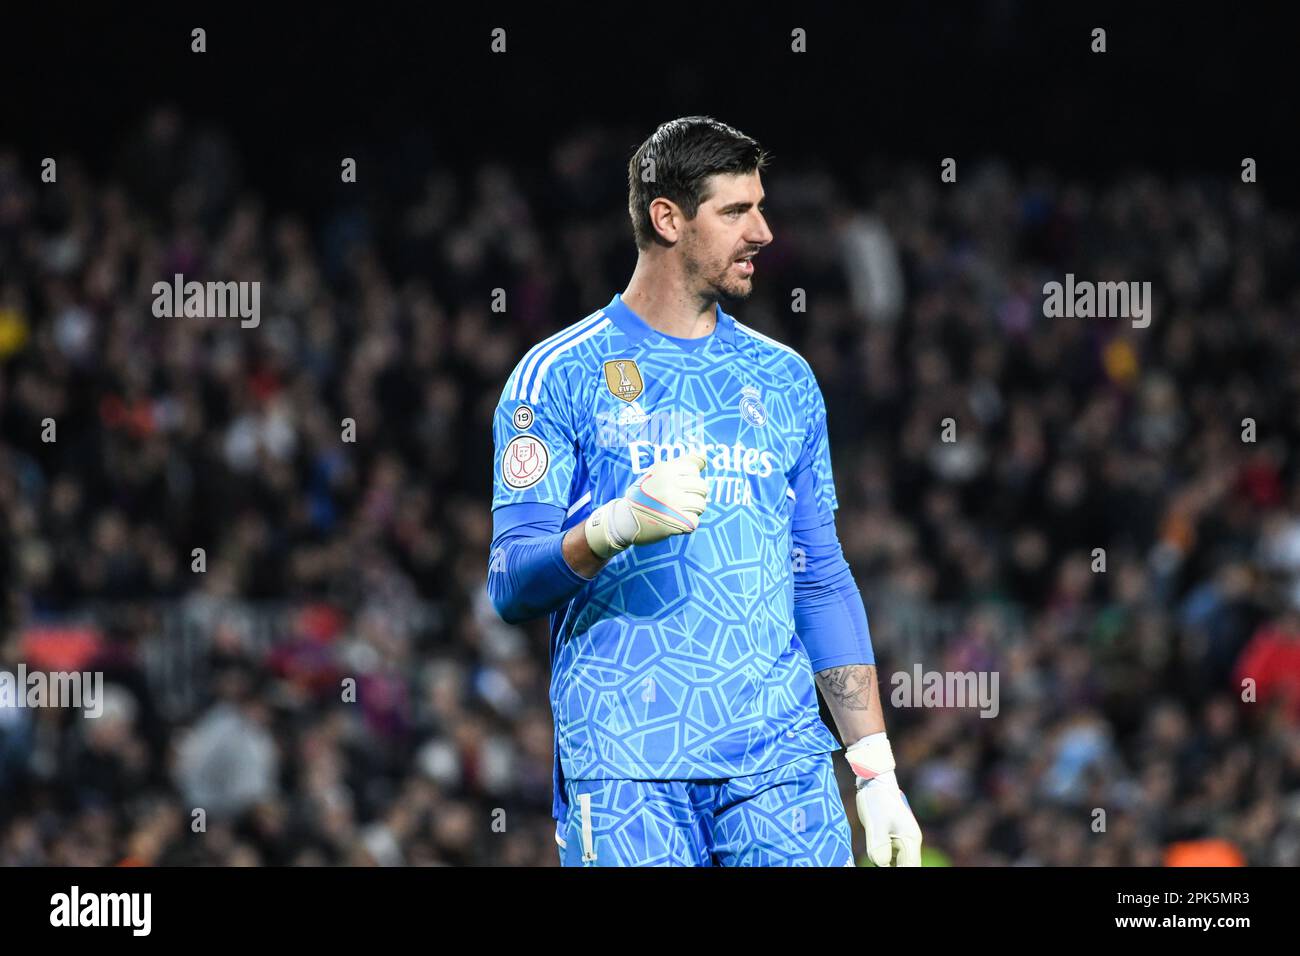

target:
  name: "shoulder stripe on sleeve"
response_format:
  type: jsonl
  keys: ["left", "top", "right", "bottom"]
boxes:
{"left": 529, "top": 317, "right": 611, "bottom": 403}
{"left": 511, "top": 313, "right": 606, "bottom": 401}
{"left": 565, "top": 490, "right": 593, "bottom": 517}
{"left": 733, "top": 320, "right": 800, "bottom": 357}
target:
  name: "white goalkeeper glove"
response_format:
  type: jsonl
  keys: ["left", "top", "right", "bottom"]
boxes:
{"left": 584, "top": 452, "right": 708, "bottom": 559}
{"left": 845, "top": 732, "right": 923, "bottom": 867}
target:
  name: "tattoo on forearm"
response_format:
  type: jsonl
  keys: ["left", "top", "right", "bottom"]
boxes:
{"left": 816, "top": 665, "right": 877, "bottom": 711}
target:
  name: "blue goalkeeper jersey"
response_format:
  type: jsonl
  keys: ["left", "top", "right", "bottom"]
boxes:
{"left": 491, "top": 292, "right": 843, "bottom": 794}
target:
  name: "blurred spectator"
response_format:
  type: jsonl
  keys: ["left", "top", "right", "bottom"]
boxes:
{"left": 1, "top": 111, "right": 1298, "bottom": 865}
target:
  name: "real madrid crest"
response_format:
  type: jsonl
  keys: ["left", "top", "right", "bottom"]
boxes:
{"left": 739, "top": 385, "right": 768, "bottom": 427}
{"left": 603, "top": 359, "right": 644, "bottom": 403}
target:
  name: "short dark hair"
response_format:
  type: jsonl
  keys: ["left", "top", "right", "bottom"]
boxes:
{"left": 626, "top": 116, "right": 769, "bottom": 249}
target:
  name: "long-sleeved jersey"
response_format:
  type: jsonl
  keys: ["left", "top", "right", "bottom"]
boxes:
{"left": 490, "top": 292, "right": 872, "bottom": 819}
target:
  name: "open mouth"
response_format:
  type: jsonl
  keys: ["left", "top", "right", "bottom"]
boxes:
{"left": 734, "top": 253, "right": 756, "bottom": 276}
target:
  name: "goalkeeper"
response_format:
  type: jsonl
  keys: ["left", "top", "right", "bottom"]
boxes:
{"left": 487, "top": 116, "right": 921, "bottom": 867}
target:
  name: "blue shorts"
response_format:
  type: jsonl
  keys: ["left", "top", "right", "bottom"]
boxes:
{"left": 556, "top": 751, "right": 854, "bottom": 867}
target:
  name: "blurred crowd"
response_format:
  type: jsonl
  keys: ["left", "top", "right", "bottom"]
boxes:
{"left": 1, "top": 108, "right": 1298, "bottom": 866}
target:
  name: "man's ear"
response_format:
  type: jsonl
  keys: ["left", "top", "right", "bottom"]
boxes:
{"left": 648, "top": 196, "right": 683, "bottom": 243}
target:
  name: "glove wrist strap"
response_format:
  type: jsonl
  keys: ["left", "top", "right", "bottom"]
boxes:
{"left": 845, "top": 731, "right": 896, "bottom": 781}
{"left": 585, "top": 500, "right": 635, "bottom": 559}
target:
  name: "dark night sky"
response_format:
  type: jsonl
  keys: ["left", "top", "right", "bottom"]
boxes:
{"left": 4, "top": 2, "right": 1298, "bottom": 204}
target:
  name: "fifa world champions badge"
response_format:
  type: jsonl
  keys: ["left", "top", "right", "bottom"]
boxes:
{"left": 603, "top": 359, "right": 644, "bottom": 403}
{"left": 502, "top": 435, "right": 549, "bottom": 489}
{"left": 739, "top": 385, "right": 767, "bottom": 427}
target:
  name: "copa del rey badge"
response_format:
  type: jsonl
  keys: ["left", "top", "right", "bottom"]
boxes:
{"left": 502, "top": 434, "right": 549, "bottom": 489}
{"left": 739, "top": 385, "right": 768, "bottom": 427}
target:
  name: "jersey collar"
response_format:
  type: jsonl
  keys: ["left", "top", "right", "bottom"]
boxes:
{"left": 603, "top": 292, "right": 736, "bottom": 350}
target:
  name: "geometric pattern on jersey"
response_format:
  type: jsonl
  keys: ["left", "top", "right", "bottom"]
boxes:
{"left": 556, "top": 752, "right": 854, "bottom": 866}
{"left": 492, "top": 293, "right": 843, "bottom": 810}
